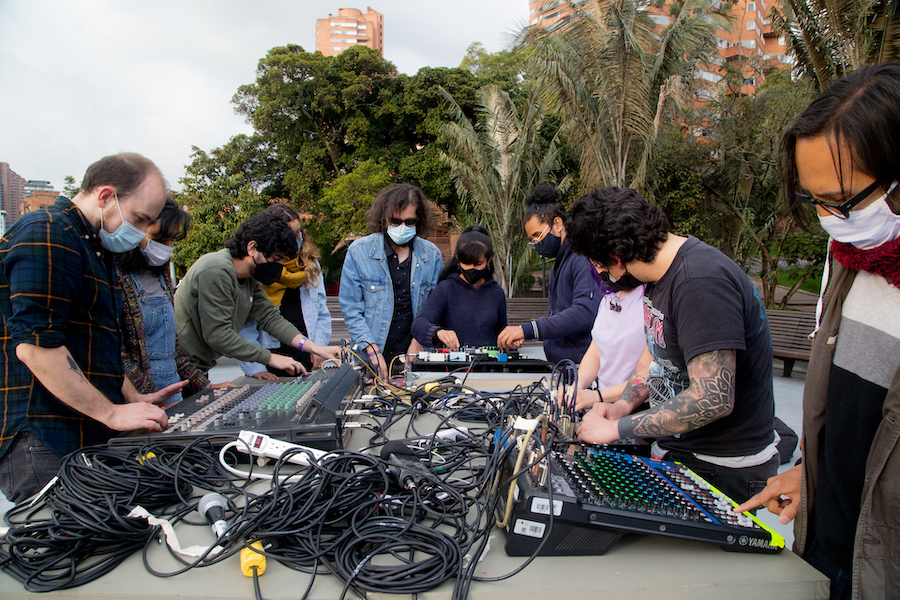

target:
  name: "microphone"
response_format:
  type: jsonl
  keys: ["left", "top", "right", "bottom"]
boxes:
{"left": 198, "top": 493, "right": 229, "bottom": 540}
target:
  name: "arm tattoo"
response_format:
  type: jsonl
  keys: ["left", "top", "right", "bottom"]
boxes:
{"left": 618, "top": 349, "right": 736, "bottom": 439}
{"left": 66, "top": 355, "right": 88, "bottom": 384}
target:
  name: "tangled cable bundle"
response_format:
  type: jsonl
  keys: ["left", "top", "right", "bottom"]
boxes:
{"left": 0, "top": 376, "right": 562, "bottom": 599}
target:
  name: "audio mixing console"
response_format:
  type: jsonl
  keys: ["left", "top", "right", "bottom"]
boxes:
{"left": 505, "top": 445, "right": 785, "bottom": 556}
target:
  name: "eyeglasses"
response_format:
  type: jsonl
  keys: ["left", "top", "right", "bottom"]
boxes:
{"left": 527, "top": 224, "right": 550, "bottom": 248}
{"left": 389, "top": 217, "right": 418, "bottom": 227}
{"left": 795, "top": 180, "right": 881, "bottom": 219}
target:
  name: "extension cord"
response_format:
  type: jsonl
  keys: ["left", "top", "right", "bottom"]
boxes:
{"left": 236, "top": 431, "right": 328, "bottom": 467}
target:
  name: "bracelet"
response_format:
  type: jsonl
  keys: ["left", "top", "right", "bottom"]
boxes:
{"left": 598, "top": 389, "right": 604, "bottom": 403}
{"left": 298, "top": 336, "right": 308, "bottom": 352}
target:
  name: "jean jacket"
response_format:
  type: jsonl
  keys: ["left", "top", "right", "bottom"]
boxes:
{"left": 339, "top": 233, "right": 441, "bottom": 352}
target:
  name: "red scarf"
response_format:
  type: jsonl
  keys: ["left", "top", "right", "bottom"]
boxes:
{"left": 831, "top": 236, "right": 900, "bottom": 290}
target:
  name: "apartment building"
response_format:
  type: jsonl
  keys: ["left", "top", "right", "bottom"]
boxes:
{"left": 0, "top": 162, "right": 25, "bottom": 227}
{"left": 315, "top": 7, "right": 384, "bottom": 57}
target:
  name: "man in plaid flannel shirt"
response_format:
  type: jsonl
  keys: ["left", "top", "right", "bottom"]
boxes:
{"left": 0, "top": 153, "right": 184, "bottom": 503}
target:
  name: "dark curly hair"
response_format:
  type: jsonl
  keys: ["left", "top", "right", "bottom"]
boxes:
{"left": 524, "top": 184, "right": 568, "bottom": 225}
{"left": 438, "top": 224, "right": 495, "bottom": 282}
{"left": 782, "top": 62, "right": 900, "bottom": 228}
{"left": 566, "top": 187, "right": 669, "bottom": 266}
{"left": 225, "top": 212, "right": 298, "bottom": 260}
{"left": 116, "top": 196, "right": 191, "bottom": 275}
{"left": 365, "top": 183, "right": 434, "bottom": 237}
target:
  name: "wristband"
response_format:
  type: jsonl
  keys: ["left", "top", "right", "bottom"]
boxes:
{"left": 598, "top": 389, "right": 604, "bottom": 403}
{"left": 298, "top": 336, "right": 308, "bottom": 352}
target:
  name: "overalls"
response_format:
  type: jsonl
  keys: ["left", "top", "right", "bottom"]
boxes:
{"left": 129, "top": 273, "right": 182, "bottom": 404}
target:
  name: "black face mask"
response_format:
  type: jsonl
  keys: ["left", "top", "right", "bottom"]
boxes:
{"left": 531, "top": 231, "right": 561, "bottom": 259}
{"left": 253, "top": 257, "right": 284, "bottom": 286}
{"left": 599, "top": 269, "right": 642, "bottom": 293}
{"left": 459, "top": 265, "right": 487, "bottom": 285}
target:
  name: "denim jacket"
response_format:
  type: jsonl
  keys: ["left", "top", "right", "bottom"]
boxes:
{"left": 239, "top": 263, "right": 332, "bottom": 376}
{"left": 339, "top": 233, "right": 441, "bottom": 351}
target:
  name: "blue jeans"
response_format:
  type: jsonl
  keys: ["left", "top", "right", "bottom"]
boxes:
{"left": 131, "top": 273, "right": 182, "bottom": 403}
{"left": 803, "top": 536, "right": 850, "bottom": 600}
{"left": 0, "top": 431, "right": 62, "bottom": 504}
{"left": 666, "top": 450, "right": 779, "bottom": 505}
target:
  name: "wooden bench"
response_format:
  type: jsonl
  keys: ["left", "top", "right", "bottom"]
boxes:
{"left": 766, "top": 308, "right": 816, "bottom": 378}
{"left": 324, "top": 296, "right": 549, "bottom": 345}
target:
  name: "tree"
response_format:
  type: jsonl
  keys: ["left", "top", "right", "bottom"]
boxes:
{"left": 62, "top": 175, "right": 80, "bottom": 199}
{"left": 526, "top": 0, "right": 725, "bottom": 190}
{"left": 440, "top": 83, "right": 570, "bottom": 296}
{"left": 773, "top": 0, "right": 900, "bottom": 91}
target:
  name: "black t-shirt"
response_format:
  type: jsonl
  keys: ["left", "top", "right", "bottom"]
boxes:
{"left": 382, "top": 242, "right": 413, "bottom": 363}
{"left": 644, "top": 236, "right": 775, "bottom": 456}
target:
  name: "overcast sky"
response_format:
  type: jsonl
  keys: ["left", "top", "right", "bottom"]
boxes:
{"left": 0, "top": 0, "right": 528, "bottom": 193}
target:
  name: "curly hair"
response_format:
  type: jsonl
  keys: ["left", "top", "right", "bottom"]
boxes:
{"left": 264, "top": 203, "right": 322, "bottom": 287}
{"left": 782, "top": 62, "right": 900, "bottom": 228}
{"left": 524, "top": 184, "right": 568, "bottom": 225}
{"left": 365, "top": 183, "right": 434, "bottom": 237}
{"left": 566, "top": 187, "right": 669, "bottom": 266}
{"left": 116, "top": 195, "right": 191, "bottom": 275}
{"left": 225, "top": 212, "right": 298, "bottom": 260}
{"left": 438, "top": 224, "right": 495, "bottom": 282}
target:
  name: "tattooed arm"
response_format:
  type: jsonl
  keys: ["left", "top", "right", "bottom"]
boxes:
{"left": 15, "top": 344, "right": 169, "bottom": 432}
{"left": 577, "top": 346, "right": 652, "bottom": 443}
{"left": 578, "top": 348, "right": 735, "bottom": 445}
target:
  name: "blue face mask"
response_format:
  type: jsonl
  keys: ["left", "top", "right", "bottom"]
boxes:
{"left": 296, "top": 230, "right": 304, "bottom": 252}
{"left": 99, "top": 191, "right": 146, "bottom": 253}
{"left": 387, "top": 224, "right": 416, "bottom": 246}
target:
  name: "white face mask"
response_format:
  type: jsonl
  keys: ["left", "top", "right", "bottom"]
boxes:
{"left": 818, "top": 181, "right": 900, "bottom": 250}
{"left": 140, "top": 239, "right": 174, "bottom": 267}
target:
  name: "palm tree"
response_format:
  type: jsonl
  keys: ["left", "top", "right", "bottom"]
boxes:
{"left": 773, "top": 0, "right": 900, "bottom": 91}
{"left": 439, "top": 84, "right": 570, "bottom": 296}
{"left": 526, "top": 0, "right": 725, "bottom": 190}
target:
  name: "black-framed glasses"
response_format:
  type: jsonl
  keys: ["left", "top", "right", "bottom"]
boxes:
{"left": 389, "top": 217, "right": 418, "bottom": 227}
{"left": 795, "top": 180, "right": 881, "bottom": 219}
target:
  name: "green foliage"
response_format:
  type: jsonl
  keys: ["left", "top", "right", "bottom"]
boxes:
{"left": 776, "top": 265, "right": 823, "bottom": 295}
{"left": 62, "top": 175, "right": 80, "bottom": 199}
{"left": 305, "top": 159, "right": 392, "bottom": 258}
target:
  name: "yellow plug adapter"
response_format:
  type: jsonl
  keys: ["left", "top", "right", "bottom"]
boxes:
{"left": 240, "top": 541, "right": 266, "bottom": 577}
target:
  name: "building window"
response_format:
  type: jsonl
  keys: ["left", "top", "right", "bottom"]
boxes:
{"left": 747, "top": 2, "right": 755, "bottom": 11}
{"left": 746, "top": 20, "right": 757, "bottom": 30}
{"left": 649, "top": 14, "right": 670, "bottom": 26}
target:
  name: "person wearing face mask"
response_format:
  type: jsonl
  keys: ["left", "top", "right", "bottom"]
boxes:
{"left": 339, "top": 184, "right": 442, "bottom": 380}
{"left": 735, "top": 64, "right": 900, "bottom": 600}
{"left": 411, "top": 225, "right": 507, "bottom": 351}
{"left": 570, "top": 262, "right": 647, "bottom": 412}
{"left": 238, "top": 203, "right": 332, "bottom": 380}
{"left": 174, "top": 212, "right": 340, "bottom": 377}
{"left": 117, "top": 197, "right": 209, "bottom": 405}
{"left": 497, "top": 185, "right": 601, "bottom": 364}
{"left": 566, "top": 186, "right": 777, "bottom": 505}
{"left": 0, "top": 153, "right": 187, "bottom": 503}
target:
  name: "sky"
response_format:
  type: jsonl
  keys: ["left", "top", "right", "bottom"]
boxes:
{"left": 0, "top": 0, "right": 529, "bottom": 193}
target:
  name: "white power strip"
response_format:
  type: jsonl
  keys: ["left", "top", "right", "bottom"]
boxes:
{"left": 236, "top": 430, "right": 329, "bottom": 467}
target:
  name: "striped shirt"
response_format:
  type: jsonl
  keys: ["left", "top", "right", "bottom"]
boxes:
{"left": 0, "top": 197, "right": 124, "bottom": 458}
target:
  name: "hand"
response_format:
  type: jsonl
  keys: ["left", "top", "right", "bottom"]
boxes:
{"left": 306, "top": 341, "right": 341, "bottom": 364}
{"left": 208, "top": 382, "right": 237, "bottom": 389}
{"left": 734, "top": 465, "right": 802, "bottom": 523}
{"left": 311, "top": 354, "right": 325, "bottom": 370}
{"left": 574, "top": 389, "right": 602, "bottom": 411}
{"left": 436, "top": 329, "right": 460, "bottom": 351}
{"left": 577, "top": 403, "right": 622, "bottom": 445}
{"left": 268, "top": 353, "right": 308, "bottom": 376}
{"left": 106, "top": 401, "right": 168, "bottom": 433}
{"left": 133, "top": 380, "right": 188, "bottom": 407}
{"left": 252, "top": 371, "right": 279, "bottom": 381}
{"left": 405, "top": 339, "right": 423, "bottom": 364}
{"left": 497, "top": 326, "right": 525, "bottom": 351}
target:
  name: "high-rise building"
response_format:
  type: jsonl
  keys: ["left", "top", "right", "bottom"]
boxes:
{"left": 24, "top": 180, "right": 55, "bottom": 197}
{"left": 0, "top": 162, "right": 26, "bottom": 227}
{"left": 528, "top": 0, "right": 791, "bottom": 96}
{"left": 315, "top": 7, "right": 384, "bottom": 57}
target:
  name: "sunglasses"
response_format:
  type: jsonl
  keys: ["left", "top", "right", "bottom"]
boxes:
{"left": 389, "top": 217, "right": 418, "bottom": 227}
{"left": 795, "top": 180, "right": 881, "bottom": 219}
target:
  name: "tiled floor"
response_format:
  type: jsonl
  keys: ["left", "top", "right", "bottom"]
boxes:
{"left": 1, "top": 356, "right": 808, "bottom": 550}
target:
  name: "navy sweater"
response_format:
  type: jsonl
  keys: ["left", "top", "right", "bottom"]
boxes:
{"left": 411, "top": 274, "right": 507, "bottom": 349}
{"left": 520, "top": 238, "right": 600, "bottom": 363}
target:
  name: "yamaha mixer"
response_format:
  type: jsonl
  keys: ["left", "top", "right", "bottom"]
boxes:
{"left": 505, "top": 445, "right": 785, "bottom": 556}
{"left": 113, "top": 363, "right": 362, "bottom": 451}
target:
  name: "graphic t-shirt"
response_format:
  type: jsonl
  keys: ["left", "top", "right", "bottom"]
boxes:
{"left": 643, "top": 237, "right": 775, "bottom": 456}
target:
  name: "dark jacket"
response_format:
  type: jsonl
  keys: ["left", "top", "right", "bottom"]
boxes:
{"left": 521, "top": 238, "right": 600, "bottom": 363}
{"left": 797, "top": 262, "right": 900, "bottom": 598}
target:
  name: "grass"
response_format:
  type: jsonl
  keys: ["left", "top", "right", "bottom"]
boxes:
{"left": 776, "top": 266, "right": 823, "bottom": 295}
